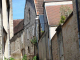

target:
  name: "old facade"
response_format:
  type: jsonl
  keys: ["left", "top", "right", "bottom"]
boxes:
{"left": 0, "top": 0, "right": 13, "bottom": 60}
{"left": 24, "top": 0, "right": 36, "bottom": 59}
{"left": 10, "top": 19, "right": 24, "bottom": 60}
{"left": 10, "top": 0, "right": 37, "bottom": 60}
{"left": 51, "top": 12, "right": 80, "bottom": 60}
{"left": 51, "top": 0, "right": 80, "bottom": 60}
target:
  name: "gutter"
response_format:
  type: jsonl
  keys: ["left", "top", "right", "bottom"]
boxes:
{"left": 75, "top": 0, "right": 80, "bottom": 51}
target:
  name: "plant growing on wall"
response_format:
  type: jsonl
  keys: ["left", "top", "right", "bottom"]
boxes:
{"left": 22, "top": 55, "right": 27, "bottom": 60}
{"left": 41, "top": 31, "right": 44, "bottom": 33}
{"left": 10, "top": 57, "right": 14, "bottom": 60}
{"left": 59, "top": 5, "right": 72, "bottom": 24}
{"left": 4, "top": 57, "right": 8, "bottom": 60}
{"left": 4, "top": 57, "right": 14, "bottom": 60}
{"left": 30, "top": 36, "right": 37, "bottom": 45}
{"left": 59, "top": 15, "right": 66, "bottom": 25}
{"left": 33, "top": 56, "right": 37, "bottom": 60}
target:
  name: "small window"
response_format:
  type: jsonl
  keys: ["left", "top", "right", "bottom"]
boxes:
{"left": 32, "top": 26, "right": 35, "bottom": 36}
{"left": 28, "top": 46, "right": 30, "bottom": 53}
{"left": 27, "top": 29, "right": 29, "bottom": 40}
{"left": 21, "top": 33, "right": 23, "bottom": 43}
{"left": 28, "top": 8, "right": 30, "bottom": 21}
{"left": 21, "top": 49, "right": 25, "bottom": 56}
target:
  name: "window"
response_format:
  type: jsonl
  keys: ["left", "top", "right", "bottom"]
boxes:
{"left": 21, "top": 49, "right": 25, "bottom": 56}
{"left": 21, "top": 33, "right": 23, "bottom": 43}
{"left": 27, "top": 29, "right": 29, "bottom": 40}
{"left": 28, "top": 46, "right": 30, "bottom": 53}
{"left": 32, "top": 26, "right": 35, "bottom": 36}
{"left": 28, "top": 8, "right": 30, "bottom": 22}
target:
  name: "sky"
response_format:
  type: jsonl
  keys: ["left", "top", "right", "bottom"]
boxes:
{"left": 12, "top": 0, "right": 25, "bottom": 20}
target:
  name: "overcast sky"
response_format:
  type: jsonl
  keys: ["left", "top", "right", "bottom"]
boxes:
{"left": 12, "top": 0, "right": 25, "bottom": 20}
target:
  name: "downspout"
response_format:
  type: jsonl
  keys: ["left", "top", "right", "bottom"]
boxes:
{"left": 75, "top": 0, "right": 80, "bottom": 51}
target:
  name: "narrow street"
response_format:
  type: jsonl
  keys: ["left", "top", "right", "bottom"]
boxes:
{"left": 0, "top": 0, "right": 80, "bottom": 60}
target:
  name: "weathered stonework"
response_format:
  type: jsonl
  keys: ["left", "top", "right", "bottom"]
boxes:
{"left": 51, "top": 13, "right": 80, "bottom": 60}
{"left": 51, "top": 34, "right": 59, "bottom": 60}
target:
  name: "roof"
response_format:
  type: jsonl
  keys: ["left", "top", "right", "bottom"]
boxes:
{"left": 13, "top": 19, "right": 24, "bottom": 34}
{"left": 34, "top": 0, "right": 44, "bottom": 15}
{"left": 45, "top": 2, "right": 73, "bottom": 26}
{"left": 44, "top": 0, "right": 72, "bottom": 2}
{"left": 13, "top": 19, "right": 23, "bottom": 28}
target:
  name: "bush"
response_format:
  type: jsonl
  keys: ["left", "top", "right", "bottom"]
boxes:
{"left": 22, "top": 55, "right": 27, "bottom": 60}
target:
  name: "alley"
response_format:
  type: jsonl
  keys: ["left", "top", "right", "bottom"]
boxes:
{"left": 0, "top": 0, "right": 80, "bottom": 60}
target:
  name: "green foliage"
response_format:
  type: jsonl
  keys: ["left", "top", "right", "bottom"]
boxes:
{"left": 33, "top": 56, "right": 37, "bottom": 60}
{"left": 22, "top": 55, "right": 27, "bottom": 60}
{"left": 59, "top": 5, "right": 72, "bottom": 25}
{"left": 41, "top": 31, "right": 44, "bottom": 33}
{"left": 60, "top": 5, "right": 72, "bottom": 18}
{"left": 4, "top": 57, "right": 14, "bottom": 60}
{"left": 59, "top": 16, "right": 66, "bottom": 24}
{"left": 4, "top": 57, "right": 8, "bottom": 60}
{"left": 10, "top": 57, "right": 14, "bottom": 60}
{"left": 30, "top": 37, "right": 37, "bottom": 45}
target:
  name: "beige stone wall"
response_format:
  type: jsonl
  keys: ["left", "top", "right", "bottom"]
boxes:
{"left": 10, "top": 31, "right": 23, "bottom": 60}
{"left": 38, "top": 32, "right": 49, "bottom": 60}
{"left": 51, "top": 15, "right": 80, "bottom": 60}
{"left": 62, "top": 15, "right": 79, "bottom": 60}
{"left": 51, "top": 34, "right": 60, "bottom": 60}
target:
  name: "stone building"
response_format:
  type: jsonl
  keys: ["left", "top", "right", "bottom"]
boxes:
{"left": 44, "top": 1, "right": 73, "bottom": 60}
{"left": 34, "top": 0, "right": 73, "bottom": 60}
{"left": 0, "top": 0, "right": 13, "bottom": 60}
{"left": 51, "top": 0, "right": 80, "bottom": 59}
{"left": 24, "top": 0, "right": 36, "bottom": 59}
{"left": 10, "top": 0, "right": 37, "bottom": 60}
{"left": 51, "top": 11, "right": 80, "bottom": 60}
{"left": 10, "top": 19, "right": 24, "bottom": 60}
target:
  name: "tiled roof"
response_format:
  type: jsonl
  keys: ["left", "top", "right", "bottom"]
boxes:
{"left": 13, "top": 19, "right": 24, "bottom": 34}
{"left": 45, "top": 0, "right": 72, "bottom": 1}
{"left": 46, "top": 4, "right": 73, "bottom": 26}
{"left": 34, "top": 0, "right": 44, "bottom": 15}
{"left": 34, "top": 0, "right": 72, "bottom": 15}
{"left": 13, "top": 19, "right": 23, "bottom": 28}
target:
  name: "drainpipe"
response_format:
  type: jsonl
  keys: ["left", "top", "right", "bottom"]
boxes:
{"left": 75, "top": 0, "right": 80, "bottom": 51}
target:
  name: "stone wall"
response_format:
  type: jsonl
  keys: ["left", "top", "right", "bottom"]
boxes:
{"left": 10, "top": 30, "right": 23, "bottom": 60}
{"left": 24, "top": 0, "right": 36, "bottom": 59}
{"left": 38, "top": 33, "right": 47, "bottom": 60}
{"left": 51, "top": 34, "right": 60, "bottom": 60}
{"left": 62, "top": 15, "right": 79, "bottom": 60}
{"left": 51, "top": 13, "right": 80, "bottom": 60}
